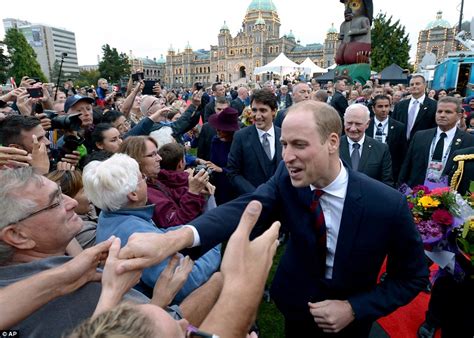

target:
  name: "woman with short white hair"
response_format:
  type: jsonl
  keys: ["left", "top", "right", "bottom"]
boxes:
{"left": 82, "top": 153, "right": 221, "bottom": 303}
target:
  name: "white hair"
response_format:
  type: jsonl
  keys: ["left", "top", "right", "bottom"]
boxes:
{"left": 150, "top": 127, "right": 175, "bottom": 149}
{"left": 82, "top": 153, "right": 140, "bottom": 212}
{"left": 344, "top": 103, "right": 370, "bottom": 122}
{"left": 0, "top": 168, "right": 40, "bottom": 263}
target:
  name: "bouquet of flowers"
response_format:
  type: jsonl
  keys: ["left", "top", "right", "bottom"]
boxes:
{"left": 400, "top": 184, "right": 466, "bottom": 247}
{"left": 455, "top": 216, "right": 474, "bottom": 267}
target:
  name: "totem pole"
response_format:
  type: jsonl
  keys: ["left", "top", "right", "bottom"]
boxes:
{"left": 334, "top": 0, "right": 373, "bottom": 83}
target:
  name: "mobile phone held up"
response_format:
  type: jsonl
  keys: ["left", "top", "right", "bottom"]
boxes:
{"left": 132, "top": 72, "right": 145, "bottom": 82}
{"left": 27, "top": 87, "right": 43, "bottom": 98}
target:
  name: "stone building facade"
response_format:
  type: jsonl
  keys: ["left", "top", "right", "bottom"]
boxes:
{"left": 163, "top": 0, "right": 339, "bottom": 88}
{"left": 415, "top": 11, "right": 457, "bottom": 69}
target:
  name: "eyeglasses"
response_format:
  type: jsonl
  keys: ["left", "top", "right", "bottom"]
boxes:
{"left": 144, "top": 150, "right": 160, "bottom": 158}
{"left": 146, "top": 99, "right": 160, "bottom": 113}
{"left": 10, "top": 186, "right": 63, "bottom": 226}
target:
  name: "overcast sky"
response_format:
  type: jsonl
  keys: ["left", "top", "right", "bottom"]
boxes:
{"left": 1, "top": 0, "right": 472, "bottom": 65}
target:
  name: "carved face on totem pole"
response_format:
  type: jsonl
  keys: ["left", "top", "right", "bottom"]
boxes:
{"left": 341, "top": 0, "right": 373, "bottom": 24}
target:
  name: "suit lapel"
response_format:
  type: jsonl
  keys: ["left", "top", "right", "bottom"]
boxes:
{"left": 358, "top": 138, "right": 371, "bottom": 171}
{"left": 366, "top": 120, "right": 374, "bottom": 138}
{"left": 386, "top": 118, "right": 395, "bottom": 145}
{"left": 413, "top": 98, "right": 429, "bottom": 128}
{"left": 275, "top": 127, "right": 282, "bottom": 163}
{"left": 449, "top": 129, "right": 466, "bottom": 156}
{"left": 332, "top": 170, "right": 364, "bottom": 282}
{"left": 340, "top": 137, "right": 351, "bottom": 168}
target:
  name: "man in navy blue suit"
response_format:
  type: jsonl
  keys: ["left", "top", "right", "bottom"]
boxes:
{"left": 227, "top": 89, "right": 282, "bottom": 195}
{"left": 118, "top": 101, "right": 429, "bottom": 337}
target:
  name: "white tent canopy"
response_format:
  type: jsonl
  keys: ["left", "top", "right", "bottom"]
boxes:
{"left": 300, "top": 57, "right": 328, "bottom": 74}
{"left": 326, "top": 63, "right": 337, "bottom": 70}
{"left": 253, "top": 53, "right": 304, "bottom": 75}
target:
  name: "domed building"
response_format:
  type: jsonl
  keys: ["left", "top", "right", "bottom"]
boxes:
{"left": 165, "top": 0, "right": 339, "bottom": 87}
{"left": 415, "top": 11, "right": 457, "bottom": 68}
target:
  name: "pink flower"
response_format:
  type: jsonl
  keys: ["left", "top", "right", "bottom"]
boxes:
{"left": 408, "top": 202, "right": 414, "bottom": 209}
{"left": 432, "top": 209, "right": 453, "bottom": 226}
{"left": 429, "top": 187, "right": 450, "bottom": 196}
{"left": 413, "top": 185, "right": 430, "bottom": 195}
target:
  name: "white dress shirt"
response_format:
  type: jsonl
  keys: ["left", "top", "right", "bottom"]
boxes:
{"left": 373, "top": 117, "right": 389, "bottom": 143}
{"left": 310, "top": 161, "right": 348, "bottom": 279}
{"left": 431, "top": 126, "right": 457, "bottom": 166}
{"left": 408, "top": 94, "right": 425, "bottom": 126}
{"left": 256, "top": 125, "right": 276, "bottom": 159}
{"left": 347, "top": 134, "right": 365, "bottom": 158}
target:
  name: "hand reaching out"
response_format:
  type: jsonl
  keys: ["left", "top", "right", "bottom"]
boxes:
{"left": 151, "top": 254, "right": 194, "bottom": 308}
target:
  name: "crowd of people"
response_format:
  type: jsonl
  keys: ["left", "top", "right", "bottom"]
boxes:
{"left": 0, "top": 72, "right": 473, "bottom": 338}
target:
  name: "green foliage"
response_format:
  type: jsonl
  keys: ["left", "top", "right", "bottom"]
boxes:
{"left": 371, "top": 13, "right": 413, "bottom": 73}
{"left": 98, "top": 44, "right": 130, "bottom": 83}
{"left": 75, "top": 69, "right": 101, "bottom": 88}
{"left": 3, "top": 28, "right": 47, "bottom": 83}
{"left": 0, "top": 45, "right": 10, "bottom": 84}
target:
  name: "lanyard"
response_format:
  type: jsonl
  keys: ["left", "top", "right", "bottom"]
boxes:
{"left": 429, "top": 135, "right": 452, "bottom": 167}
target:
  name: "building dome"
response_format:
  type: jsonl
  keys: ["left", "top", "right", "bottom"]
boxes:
{"left": 221, "top": 21, "right": 229, "bottom": 31}
{"left": 327, "top": 23, "right": 337, "bottom": 34}
{"left": 287, "top": 29, "right": 295, "bottom": 39}
{"left": 157, "top": 54, "right": 165, "bottom": 64}
{"left": 247, "top": 0, "right": 277, "bottom": 12}
{"left": 426, "top": 11, "right": 451, "bottom": 30}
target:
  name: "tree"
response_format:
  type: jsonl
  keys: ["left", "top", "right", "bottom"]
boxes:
{"left": 98, "top": 44, "right": 130, "bottom": 83}
{"left": 371, "top": 13, "right": 412, "bottom": 73}
{"left": 3, "top": 28, "right": 47, "bottom": 83}
{"left": 75, "top": 69, "right": 101, "bottom": 88}
{"left": 0, "top": 45, "right": 10, "bottom": 84}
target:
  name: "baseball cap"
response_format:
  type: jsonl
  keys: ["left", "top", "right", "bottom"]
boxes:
{"left": 64, "top": 95, "right": 94, "bottom": 114}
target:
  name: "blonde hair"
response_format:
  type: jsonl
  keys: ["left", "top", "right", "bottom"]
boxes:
{"left": 66, "top": 303, "right": 156, "bottom": 338}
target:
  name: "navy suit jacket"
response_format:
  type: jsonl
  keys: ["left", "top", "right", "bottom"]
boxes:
{"left": 191, "top": 162, "right": 428, "bottom": 325}
{"left": 366, "top": 117, "right": 407, "bottom": 182}
{"left": 227, "top": 125, "right": 282, "bottom": 195}
{"left": 330, "top": 90, "right": 348, "bottom": 120}
{"left": 391, "top": 97, "right": 437, "bottom": 141}
{"left": 398, "top": 127, "right": 474, "bottom": 187}
{"left": 340, "top": 135, "right": 394, "bottom": 186}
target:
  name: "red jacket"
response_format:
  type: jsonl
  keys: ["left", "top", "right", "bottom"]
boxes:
{"left": 147, "top": 169, "right": 205, "bottom": 228}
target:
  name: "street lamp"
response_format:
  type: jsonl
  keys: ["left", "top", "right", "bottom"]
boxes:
{"left": 54, "top": 52, "right": 68, "bottom": 101}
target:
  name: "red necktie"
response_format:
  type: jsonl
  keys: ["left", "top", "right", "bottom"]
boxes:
{"left": 310, "top": 189, "right": 326, "bottom": 276}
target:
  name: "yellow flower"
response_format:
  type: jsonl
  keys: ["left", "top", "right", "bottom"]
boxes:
{"left": 418, "top": 196, "right": 441, "bottom": 208}
{"left": 469, "top": 220, "right": 474, "bottom": 231}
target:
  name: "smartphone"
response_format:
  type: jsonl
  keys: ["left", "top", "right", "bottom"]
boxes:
{"left": 142, "top": 81, "right": 156, "bottom": 95}
{"left": 132, "top": 72, "right": 145, "bottom": 82}
{"left": 27, "top": 87, "right": 43, "bottom": 98}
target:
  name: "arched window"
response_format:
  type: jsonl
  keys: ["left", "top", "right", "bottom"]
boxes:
{"left": 269, "top": 47, "right": 273, "bottom": 54}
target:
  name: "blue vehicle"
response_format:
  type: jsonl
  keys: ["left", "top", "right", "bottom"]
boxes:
{"left": 432, "top": 51, "right": 474, "bottom": 97}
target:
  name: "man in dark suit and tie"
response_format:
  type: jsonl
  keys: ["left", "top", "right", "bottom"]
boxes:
{"left": 203, "top": 82, "right": 226, "bottom": 123}
{"left": 391, "top": 75, "right": 437, "bottom": 141}
{"left": 340, "top": 103, "right": 394, "bottom": 186}
{"left": 230, "top": 86, "right": 248, "bottom": 116}
{"left": 365, "top": 95, "right": 407, "bottom": 183}
{"left": 227, "top": 89, "right": 282, "bottom": 195}
{"left": 119, "top": 100, "right": 428, "bottom": 337}
{"left": 330, "top": 77, "right": 349, "bottom": 122}
{"left": 398, "top": 96, "right": 474, "bottom": 187}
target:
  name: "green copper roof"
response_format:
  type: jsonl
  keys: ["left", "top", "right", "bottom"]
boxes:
{"left": 221, "top": 21, "right": 229, "bottom": 31}
{"left": 327, "top": 23, "right": 337, "bottom": 33}
{"left": 247, "top": 0, "right": 277, "bottom": 12}
{"left": 157, "top": 54, "right": 165, "bottom": 64}
{"left": 426, "top": 11, "right": 451, "bottom": 30}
